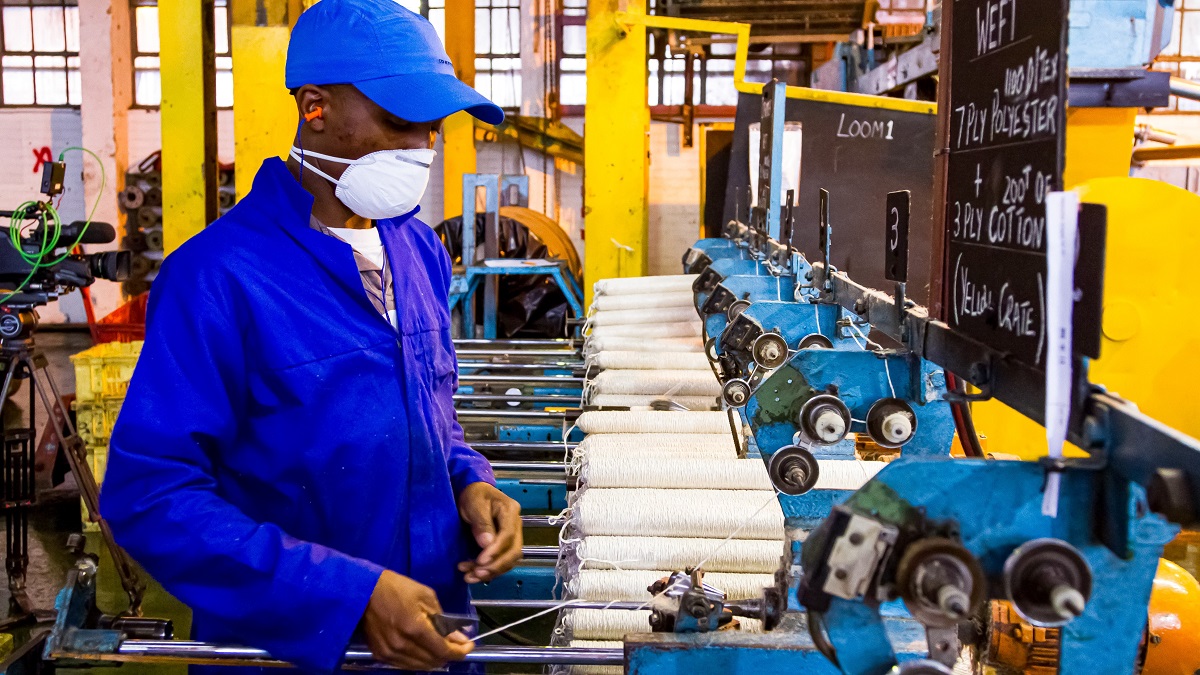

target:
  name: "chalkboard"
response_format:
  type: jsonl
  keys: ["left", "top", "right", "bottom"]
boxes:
{"left": 943, "top": 0, "right": 1068, "bottom": 368}
{"left": 721, "top": 93, "right": 937, "bottom": 305}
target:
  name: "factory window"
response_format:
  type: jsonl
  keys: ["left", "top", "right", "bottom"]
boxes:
{"left": 415, "top": 0, "right": 520, "bottom": 113}
{"left": 474, "top": 0, "right": 520, "bottom": 109}
{"left": 1152, "top": 0, "right": 1200, "bottom": 113}
{"left": 129, "top": 0, "right": 233, "bottom": 108}
{"left": 0, "top": 0, "right": 80, "bottom": 106}
{"left": 558, "top": 0, "right": 586, "bottom": 107}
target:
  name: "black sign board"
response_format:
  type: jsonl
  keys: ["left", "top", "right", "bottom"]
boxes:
{"left": 943, "top": 0, "right": 1069, "bottom": 369}
{"left": 721, "top": 93, "right": 937, "bottom": 304}
{"left": 885, "top": 190, "right": 910, "bottom": 283}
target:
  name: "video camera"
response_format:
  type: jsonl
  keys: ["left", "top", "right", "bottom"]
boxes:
{"left": 0, "top": 160, "right": 131, "bottom": 339}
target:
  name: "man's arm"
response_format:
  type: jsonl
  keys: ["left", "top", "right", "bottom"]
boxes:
{"left": 427, "top": 239, "right": 523, "bottom": 583}
{"left": 100, "top": 253, "right": 466, "bottom": 672}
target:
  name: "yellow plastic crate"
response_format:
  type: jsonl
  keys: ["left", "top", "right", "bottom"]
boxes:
{"left": 71, "top": 341, "right": 143, "bottom": 403}
{"left": 81, "top": 444, "right": 108, "bottom": 532}
{"left": 74, "top": 399, "right": 124, "bottom": 448}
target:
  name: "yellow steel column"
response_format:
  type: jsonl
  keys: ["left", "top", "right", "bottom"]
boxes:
{"left": 231, "top": 0, "right": 302, "bottom": 200}
{"left": 584, "top": 0, "right": 649, "bottom": 298}
{"left": 443, "top": 0, "right": 477, "bottom": 220}
{"left": 160, "top": 0, "right": 219, "bottom": 254}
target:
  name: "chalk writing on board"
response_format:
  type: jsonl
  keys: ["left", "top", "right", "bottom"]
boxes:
{"left": 942, "top": 0, "right": 1066, "bottom": 367}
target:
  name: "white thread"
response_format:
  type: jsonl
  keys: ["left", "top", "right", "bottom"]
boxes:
{"left": 883, "top": 358, "right": 897, "bottom": 398}
{"left": 567, "top": 570, "right": 776, "bottom": 602}
{"left": 564, "top": 641, "right": 623, "bottom": 675}
{"left": 587, "top": 351, "right": 712, "bottom": 372}
{"left": 594, "top": 275, "right": 698, "bottom": 297}
{"left": 589, "top": 307, "right": 699, "bottom": 327}
{"left": 573, "top": 488, "right": 784, "bottom": 539}
{"left": 590, "top": 292, "right": 694, "bottom": 312}
{"left": 576, "top": 411, "right": 733, "bottom": 435}
{"left": 814, "top": 304, "right": 822, "bottom": 335}
{"left": 589, "top": 370, "right": 721, "bottom": 397}
{"left": 562, "top": 608, "right": 765, "bottom": 641}
{"left": 572, "top": 434, "right": 738, "bottom": 461}
{"left": 574, "top": 536, "right": 782, "bottom": 573}
{"left": 589, "top": 322, "right": 702, "bottom": 340}
{"left": 580, "top": 457, "right": 773, "bottom": 491}
{"left": 584, "top": 336, "right": 704, "bottom": 355}
{"left": 587, "top": 394, "right": 719, "bottom": 411}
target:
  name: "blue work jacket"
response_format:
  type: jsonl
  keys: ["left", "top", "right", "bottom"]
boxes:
{"left": 100, "top": 157, "right": 495, "bottom": 673}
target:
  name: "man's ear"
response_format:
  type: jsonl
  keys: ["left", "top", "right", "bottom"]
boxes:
{"left": 295, "top": 85, "right": 329, "bottom": 132}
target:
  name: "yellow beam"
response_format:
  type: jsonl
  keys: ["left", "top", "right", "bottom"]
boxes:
{"left": 231, "top": 0, "right": 298, "bottom": 200}
{"left": 442, "top": 0, "right": 476, "bottom": 220}
{"left": 585, "top": 0, "right": 650, "bottom": 296}
{"left": 160, "top": 0, "right": 218, "bottom": 254}
{"left": 615, "top": 11, "right": 936, "bottom": 115}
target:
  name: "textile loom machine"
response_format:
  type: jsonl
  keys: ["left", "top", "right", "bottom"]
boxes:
{"left": 29, "top": 3, "right": 1200, "bottom": 672}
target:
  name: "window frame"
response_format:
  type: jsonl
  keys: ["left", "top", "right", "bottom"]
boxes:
{"left": 0, "top": 0, "right": 81, "bottom": 108}
{"left": 128, "top": 0, "right": 233, "bottom": 110}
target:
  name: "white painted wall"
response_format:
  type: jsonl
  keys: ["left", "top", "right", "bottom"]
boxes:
{"left": 0, "top": 108, "right": 89, "bottom": 323}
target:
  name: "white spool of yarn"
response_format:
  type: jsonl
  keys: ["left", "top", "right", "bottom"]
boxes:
{"left": 590, "top": 292, "right": 694, "bottom": 312}
{"left": 593, "top": 275, "right": 697, "bottom": 296}
{"left": 568, "top": 569, "right": 776, "bottom": 601}
{"left": 589, "top": 322, "right": 702, "bottom": 339}
{"left": 580, "top": 457, "right": 772, "bottom": 491}
{"left": 577, "top": 411, "right": 733, "bottom": 435}
{"left": 589, "top": 370, "right": 721, "bottom": 397}
{"left": 584, "top": 337, "right": 705, "bottom": 355}
{"left": 587, "top": 351, "right": 712, "bottom": 372}
{"left": 812, "top": 459, "right": 889, "bottom": 490}
{"left": 564, "top": 641, "right": 622, "bottom": 675}
{"left": 574, "top": 536, "right": 782, "bottom": 573}
{"left": 588, "top": 394, "right": 719, "bottom": 411}
{"left": 589, "top": 307, "right": 699, "bottom": 327}
{"left": 562, "top": 609, "right": 653, "bottom": 640}
{"left": 563, "top": 608, "right": 764, "bottom": 640}
{"left": 588, "top": 351, "right": 712, "bottom": 372}
{"left": 573, "top": 488, "right": 784, "bottom": 539}
{"left": 572, "top": 434, "right": 737, "bottom": 460}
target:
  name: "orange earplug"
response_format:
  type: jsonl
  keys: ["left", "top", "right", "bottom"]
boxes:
{"left": 303, "top": 106, "right": 323, "bottom": 122}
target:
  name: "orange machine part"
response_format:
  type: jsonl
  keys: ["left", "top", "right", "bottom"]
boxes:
{"left": 1142, "top": 559, "right": 1200, "bottom": 675}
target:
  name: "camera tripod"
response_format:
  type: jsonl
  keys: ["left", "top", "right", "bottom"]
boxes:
{"left": 0, "top": 332, "right": 144, "bottom": 626}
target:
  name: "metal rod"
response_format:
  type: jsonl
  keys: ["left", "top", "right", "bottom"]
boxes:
{"left": 455, "top": 394, "right": 579, "bottom": 404}
{"left": 459, "top": 374, "right": 583, "bottom": 386}
{"left": 457, "top": 409, "right": 571, "bottom": 420}
{"left": 458, "top": 362, "right": 583, "bottom": 372}
{"left": 472, "top": 599, "right": 646, "bottom": 611}
{"left": 491, "top": 462, "right": 565, "bottom": 472}
{"left": 1170, "top": 76, "right": 1200, "bottom": 102}
{"left": 520, "top": 515, "right": 561, "bottom": 527}
{"left": 521, "top": 546, "right": 560, "bottom": 560}
{"left": 455, "top": 339, "right": 578, "bottom": 348}
{"left": 471, "top": 441, "right": 576, "bottom": 454}
{"left": 111, "top": 641, "right": 622, "bottom": 667}
{"left": 456, "top": 349, "right": 579, "bottom": 358}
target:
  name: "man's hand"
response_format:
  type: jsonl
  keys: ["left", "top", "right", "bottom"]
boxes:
{"left": 457, "top": 482, "right": 522, "bottom": 583}
{"left": 362, "top": 570, "right": 474, "bottom": 670}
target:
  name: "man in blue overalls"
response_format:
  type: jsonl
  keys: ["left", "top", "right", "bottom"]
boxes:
{"left": 100, "top": 1, "right": 522, "bottom": 671}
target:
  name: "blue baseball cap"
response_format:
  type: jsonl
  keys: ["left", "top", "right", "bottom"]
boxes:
{"left": 286, "top": 0, "right": 504, "bottom": 125}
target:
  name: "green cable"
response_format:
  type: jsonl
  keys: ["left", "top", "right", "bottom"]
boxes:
{"left": 45, "top": 145, "right": 107, "bottom": 266}
{"left": 0, "top": 145, "right": 108, "bottom": 305}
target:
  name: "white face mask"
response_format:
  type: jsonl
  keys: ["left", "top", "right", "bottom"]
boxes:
{"left": 289, "top": 146, "right": 436, "bottom": 220}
